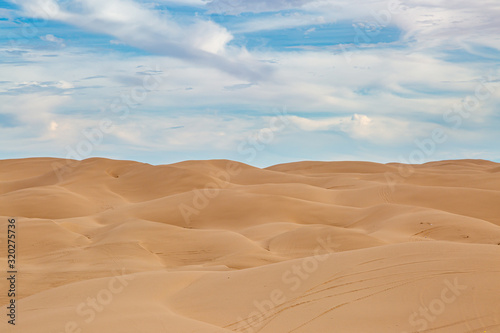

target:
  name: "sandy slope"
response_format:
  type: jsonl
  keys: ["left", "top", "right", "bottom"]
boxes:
{"left": 1, "top": 157, "right": 499, "bottom": 332}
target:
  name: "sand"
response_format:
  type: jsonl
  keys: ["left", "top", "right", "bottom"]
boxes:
{"left": 1, "top": 157, "right": 499, "bottom": 332}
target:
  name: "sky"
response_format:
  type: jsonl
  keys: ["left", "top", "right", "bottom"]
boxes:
{"left": 0, "top": 0, "right": 499, "bottom": 167}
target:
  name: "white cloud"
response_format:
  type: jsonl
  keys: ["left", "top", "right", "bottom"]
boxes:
{"left": 231, "top": 12, "right": 330, "bottom": 33}
{"left": 211, "top": 0, "right": 500, "bottom": 56}
{"left": 288, "top": 114, "right": 419, "bottom": 143}
{"left": 40, "top": 34, "right": 65, "bottom": 47}
{"left": 187, "top": 20, "right": 233, "bottom": 54}
{"left": 207, "top": 0, "right": 314, "bottom": 14}
{"left": 49, "top": 120, "right": 58, "bottom": 131}
{"left": 0, "top": 92, "right": 72, "bottom": 146}
{"left": 15, "top": 0, "right": 271, "bottom": 81}
{"left": 141, "top": 0, "right": 209, "bottom": 6}
{"left": 54, "top": 81, "right": 74, "bottom": 89}
{"left": 1, "top": 80, "right": 74, "bottom": 95}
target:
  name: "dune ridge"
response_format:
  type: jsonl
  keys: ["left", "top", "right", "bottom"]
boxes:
{"left": 1, "top": 157, "right": 500, "bottom": 332}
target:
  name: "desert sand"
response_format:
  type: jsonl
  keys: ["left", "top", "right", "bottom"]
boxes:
{"left": 1, "top": 157, "right": 499, "bottom": 333}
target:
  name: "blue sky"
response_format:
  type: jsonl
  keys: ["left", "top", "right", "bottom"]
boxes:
{"left": 0, "top": 0, "right": 499, "bottom": 167}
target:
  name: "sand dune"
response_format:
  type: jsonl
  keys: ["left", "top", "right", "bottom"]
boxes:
{"left": 1, "top": 158, "right": 500, "bottom": 332}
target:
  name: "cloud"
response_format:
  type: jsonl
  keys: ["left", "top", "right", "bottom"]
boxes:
{"left": 81, "top": 75, "right": 107, "bottom": 80}
{"left": 110, "top": 39, "right": 126, "bottom": 45}
{"left": 49, "top": 120, "right": 58, "bottom": 131}
{"left": 207, "top": 0, "right": 313, "bottom": 14}
{"left": 40, "top": 34, "right": 66, "bottom": 47}
{"left": 230, "top": 12, "right": 331, "bottom": 33}
{"left": 140, "top": 0, "right": 209, "bottom": 6}
{"left": 224, "top": 83, "right": 254, "bottom": 90}
{"left": 0, "top": 92, "right": 72, "bottom": 143}
{"left": 288, "top": 114, "right": 428, "bottom": 143}
{"left": 0, "top": 81, "right": 74, "bottom": 95}
{"left": 0, "top": 8, "right": 16, "bottom": 20}
{"left": 210, "top": 0, "right": 500, "bottom": 58}
{"left": 13, "top": 0, "right": 272, "bottom": 81}
{"left": 0, "top": 113, "right": 20, "bottom": 128}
